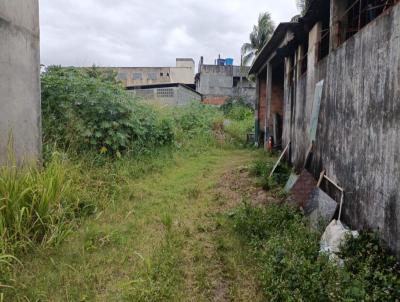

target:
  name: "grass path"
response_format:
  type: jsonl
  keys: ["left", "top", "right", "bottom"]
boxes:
{"left": 10, "top": 148, "right": 265, "bottom": 301}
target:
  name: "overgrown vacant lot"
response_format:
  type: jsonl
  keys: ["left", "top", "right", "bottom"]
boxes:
{"left": 8, "top": 148, "right": 265, "bottom": 301}
{"left": 1, "top": 68, "right": 398, "bottom": 301}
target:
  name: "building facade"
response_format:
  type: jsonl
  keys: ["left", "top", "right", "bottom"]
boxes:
{"left": 195, "top": 57, "right": 256, "bottom": 106}
{"left": 127, "top": 83, "right": 202, "bottom": 106}
{"left": 250, "top": 0, "right": 400, "bottom": 255}
{"left": 0, "top": 0, "right": 41, "bottom": 165}
{"left": 112, "top": 58, "right": 195, "bottom": 87}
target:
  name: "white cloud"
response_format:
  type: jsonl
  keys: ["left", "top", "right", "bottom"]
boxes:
{"left": 39, "top": 0, "right": 299, "bottom": 67}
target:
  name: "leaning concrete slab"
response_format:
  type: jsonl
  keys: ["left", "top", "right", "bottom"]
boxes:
{"left": 0, "top": 0, "right": 41, "bottom": 165}
{"left": 304, "top": 187, "right": 337, "bottom": 230}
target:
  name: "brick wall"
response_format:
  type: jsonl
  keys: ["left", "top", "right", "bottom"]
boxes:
{"left": 258, "top": 76, "right": 267, "bottom": 132}
{"left": 268, "top": 83, "right": 284, "bottom": 130}
{"left": 202, "top": 96, "right": 229, "bottom": 106}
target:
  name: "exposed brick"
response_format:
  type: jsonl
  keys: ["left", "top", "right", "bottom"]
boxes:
{"left": 202, "top": 96, "right": 229, "bottom": 105}
{"left": 258, "top": 76, "right": 266, "bottom": 131}
{"left": 268, "top": 83, "right": 284, "bottom": 130}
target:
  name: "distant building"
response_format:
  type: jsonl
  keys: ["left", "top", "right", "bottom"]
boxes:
{"left": 195, "top": 56, "right": 256, "bottom": 106}
{"left": 127, "top": 83, "right": 201, "bottom": 106}
{"left": 112, "top": 58, "right": 195, "bottom": 88}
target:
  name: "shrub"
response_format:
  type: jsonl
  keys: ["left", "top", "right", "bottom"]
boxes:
{"left": 220, "top": 98, "right": 254, "bottom": 146}
{"left": 172, "top": 102, "right": 222, "bottom": 136}
{"left": 339, "top": 232, "right": 400, "bottom": 300}
{"left": 41, "top": 66, "right": 174, "bottom": 154}
{"left": 232, "top": 203, "right": 400, "bottom": 301}
{"left": 249, "top": 158, "right": 291, "bottom": 191}
{"left": 220, "top": 96, "right": 253, "bottom": 118}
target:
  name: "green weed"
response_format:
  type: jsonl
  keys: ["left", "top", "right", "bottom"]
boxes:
{"left": 232, "top": 202, "right": 400, "bottom": 301}
{"left": 249, "top": 157, "right": 291, "bottom": 193}
{"left": 123, "top": 229, "right": 184, "bottom": 301}
{"left": 0, "top": 154, "right": 79, "bottom": 254}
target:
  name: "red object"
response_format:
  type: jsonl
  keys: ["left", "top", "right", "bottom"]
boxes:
{"left": 267, "top": 136, "right": 273, "bottom": 151}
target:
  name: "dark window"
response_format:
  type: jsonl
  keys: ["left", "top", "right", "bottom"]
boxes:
{"left": 233, "top": 77, "right": 240, "bottom": 87}
{"left": 318, "top": 27, "right": 330, "bottom": 61}
{"left": 337, "top": 0, "right": 396, "bottom": 46}
{"left": 300, "top": 42, "right": 308, "bottom": 74}
{"left": 147, "top": 72, "right": 157, "bottom": 80}
{"left": 132, "top": 73, "right": 142, "bottom": 80}
{"left": 117, "top": 72, "right": 127, "bottom": 80}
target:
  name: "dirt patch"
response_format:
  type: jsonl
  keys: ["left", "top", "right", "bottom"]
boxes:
{"left": 213, "top": 165, "right": 273, "bottom": 210}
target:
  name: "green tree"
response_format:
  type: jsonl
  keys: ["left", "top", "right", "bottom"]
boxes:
{"left": 241, "top": 12, "right": 275, "bottom": 66}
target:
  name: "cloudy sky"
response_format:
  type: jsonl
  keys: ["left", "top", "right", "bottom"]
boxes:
{"left": 39, "top": 0, "right": 298, "bottom": 68}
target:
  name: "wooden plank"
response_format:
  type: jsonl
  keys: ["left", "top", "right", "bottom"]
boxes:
{"left": 317, "top": 170, "right": 326, "bottom": 187}
{"left": 269, "top": 141, "right": 290, "bottom": 178}
{"left": 323, "top": 175, "right": 344, "bottom": 192}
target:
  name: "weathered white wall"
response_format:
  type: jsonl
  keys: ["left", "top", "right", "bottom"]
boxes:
{"left": 280, "top": 3, "right": 400, "bottom": 255}
{"left": 0, "top": 0, "right": 41, "bottom": 164}
{"left": 313, "top": 4, "right": 400, "bottom": 255}
{"left": 171, "top": 58, "right": 195, "bottom": 84}
{"left": 128, "top": 85, "right": 200, "bottom": 106}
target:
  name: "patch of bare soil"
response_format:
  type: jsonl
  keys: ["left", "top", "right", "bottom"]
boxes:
{"left": 213, "top": 165, "right": 274, "bottom": 211}
{"left": 182, "top": 160, "right": 267, "bottom": 302}
{"left": 207, "top": 164, "right": 269, "bottom": 302}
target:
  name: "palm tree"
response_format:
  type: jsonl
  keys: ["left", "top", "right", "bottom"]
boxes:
{"left": 241, "top": 12, "right": 275, "bottom": 66}
{"left": 296, "top": 0, "right": 312, "bottom": 15}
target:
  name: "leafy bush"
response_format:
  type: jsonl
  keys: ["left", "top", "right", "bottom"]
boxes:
{"left": 223, "top": 117, "right": 254, "bottom": 146}
{"left": 220, "top": 97, "right": 255, "bottom": 145}
{"left": 249, "top": 157, "right": 291, "bottom": 191}
{"left": 172, "top": 102, "right": 223, "bottom": 136}
{"left": 232, "top": 203, "right": 400, "bottom": 301}
{"left": 339, "top": 232, "right": 400, "bottom": 300}
{"left": 41, "top": 66, "right": 174, "bottom": 154}
{"left": 220, "top": 96, "right": 253, "bottom": 118}
{"left": 249, "top": 158, "right": 275, "bottom": 177}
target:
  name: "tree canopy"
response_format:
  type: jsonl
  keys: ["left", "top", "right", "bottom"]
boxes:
{"left": 241, "top": 12, "right": 275, "bottom": 66}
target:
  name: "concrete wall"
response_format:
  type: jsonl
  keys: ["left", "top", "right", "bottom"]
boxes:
{"left": 197, "top": 65, "right": 235, "bottom": 96}
{"left": 196, "top": 64, "right": 256, "bottom": 106}
{"left": 280, "top": 4, "right": 400, "bottom": 254}
{"left": 282, "top": 22, "right": 328, "bottom": 170}
{"left": 172, "top": 58, "right": 195, "bottom": 83}
{"left": 170, "top": 66, "right": 194, "bottom": 85}
{"left": 0, "top": 0, "right": 41, "bottom": 165}
{"left": 177, "top": 85, "right": 201, "bottom": 105}
{"left": 129, "top": 85, "right": 201, "bottom": 106}
{"left": 311, "top": 4, "right": 400, "bottom": 254}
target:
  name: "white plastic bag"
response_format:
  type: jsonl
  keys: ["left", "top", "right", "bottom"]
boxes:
{"left": 320, "top": 219, "right": 358, "bottom": 261}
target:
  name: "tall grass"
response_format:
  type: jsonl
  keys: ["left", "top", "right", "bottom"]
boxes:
{"left": 0, "top": 154, "right": 79, "bottom": 262}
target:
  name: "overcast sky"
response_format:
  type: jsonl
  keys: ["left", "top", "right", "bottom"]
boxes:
{"left": 39, "top": 0, "right": 298, "bottom": 68}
